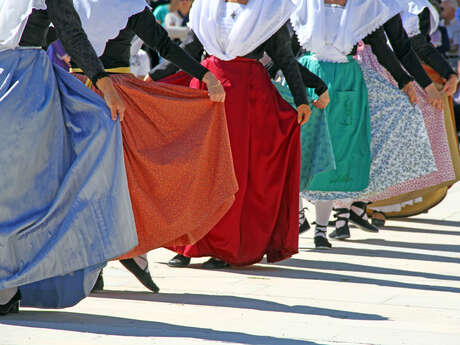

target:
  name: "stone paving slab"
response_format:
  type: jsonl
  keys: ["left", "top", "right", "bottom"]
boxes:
{"left": 2, "top": 184, "right": 460, "bottom": 345}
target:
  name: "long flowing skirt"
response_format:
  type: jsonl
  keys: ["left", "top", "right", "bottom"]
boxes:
{"left": 357, "top": 46, "right": 458, "bottom": 205}
{"left": 75, "top": 73, "right": 238, "bottom": 259}
{"left": 302, "top": 53, "right": 436, "bottom": 201}
{"left": 0, "top": 49, "right": 137, "bottom": 307}
{"left": 301, "top": 55, "right": 372, "bottom": 194}
{"left": 274, "top": 82, "right": 336, "bottom": 189}
{"left": 163, "top": 57, "right": 301, "bottom": 265}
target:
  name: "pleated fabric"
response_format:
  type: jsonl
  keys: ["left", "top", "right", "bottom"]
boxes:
{"left": 0, "top": 48, "right": 137, "bottom": 306}
{"left": 301, "top": 52, "right": 436, "bottom": 201}
{"left": 357, "top": 45, "right": 457, "bottom": 204}
{"left": 163, "top": 57, "right": 301, "bottom": 265}
{"left": 74, "top": 73, "right": 238, "bottom": 259}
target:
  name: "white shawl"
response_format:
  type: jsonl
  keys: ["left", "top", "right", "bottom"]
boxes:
{"left": 291, "top": 0, "right": 403, "bottom": 63}
{"left": 0, "top": 0, "right": 46, "bottom": 51}
{"left": 73, "top": 0, "right": 149, "bottom": 56}
{"left": 189, "top": 0, "right": 296, "bottom": 61}
{"left": 401, "top": 0, "right": 440, "bottom": 37}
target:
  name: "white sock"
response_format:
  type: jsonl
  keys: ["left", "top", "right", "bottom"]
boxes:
{"left": 133, "top": 254, "right": 149, "bottom": 273}
{"left": 0, "top": 287, "right": 18, "bottom": 305}
{"left": 314, "top": 200, "right": 334, "bottom": 227}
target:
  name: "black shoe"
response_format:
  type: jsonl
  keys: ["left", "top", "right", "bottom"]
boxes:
{"left": 201, "top": 257, "right": 230, "bottom": 269}
{"left": 349, "top": 202, "right": 379, "bottom": 232}
{"left": 329, "top": 225, "right": 350, "bottom": 239}
{"left": 329, "top": 208, "right": 351, "bottom": 239}
{"left": 314, "top": 236, "right": 332, "bottom": 249}
{"left": 120, "top": 258, "right": 160, "bottom": 293}
{"left": 0, "top": 291, "right": 20, "bottom": 316}
{"left": 168, "top": 254, "right": 191, "bottom": 268}
{"left": 91, "top": 271, "right": 104, "bottom": 293}
{"left": 299, "top": 207, "right": 311, "bottom": 234}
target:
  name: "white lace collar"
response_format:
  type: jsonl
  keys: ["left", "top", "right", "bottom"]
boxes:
{"left": 401, "top": 0, "right": 440, "bottom": 37}
{"left": 291, "top": 0, "right": 403, "bottom": 63}
{"left": 73, "top": 0, "right": 149, "bottom": 56}
{"left": 189, "top": 0, "right": 296, "bottom": 61}
{"left": 0, "top": 0, "right": 46, "bottom": 51}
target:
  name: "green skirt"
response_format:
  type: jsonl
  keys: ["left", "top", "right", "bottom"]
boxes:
{"left": 300, "top": 54, "right": 371, "bottom": 193}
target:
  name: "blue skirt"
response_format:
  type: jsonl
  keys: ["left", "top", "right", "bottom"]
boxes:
{"left": 273, "top": 82, "right": 335, "bottom": 189}
{"left": 0, "top": 48, "right": 137, "bottom": 307}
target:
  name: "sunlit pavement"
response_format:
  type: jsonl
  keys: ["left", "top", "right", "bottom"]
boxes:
{"left": 2, "top": 185, "right": 460, "bottom": 345}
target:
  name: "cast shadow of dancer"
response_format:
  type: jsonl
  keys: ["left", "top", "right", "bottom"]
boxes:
{"left": 1, "top": 311, "right": 322, "bottom": 345}
{"left": 276, "top": 258, "right": 460, "bottom": 283}
{"left": 93, "top": 291, "right": 387, "bottom": 321}
{"left": 201, "top": 260, "right": 460, "bottom": 294}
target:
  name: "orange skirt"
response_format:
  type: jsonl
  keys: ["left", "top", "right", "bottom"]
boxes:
{"left": 74, "top": 73, "right": 238, "bottom": 259}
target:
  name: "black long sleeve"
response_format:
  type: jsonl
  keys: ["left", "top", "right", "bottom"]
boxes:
{"left": 383, "top": 14, "right": 432, "bottom": 89}
{"left": 267, "top": 34, "right": 327, "bottom": 97}
{"left": 363, "top": 28, "right": 413, "bottom": 89}
{"left": 45, "top": 0, "right": 107, "bottom": 85}
{"left": 265, "top": 25, "right": 308, "bottom": 106}
{"left": 129, "top": 8, "right": 208, "bottom": 80}
{"left": 151, "top": 24, "right": 309, "bottom": 106}
{"left": 410, "top": 8, "right": 455, "bottom": 79}
{"left": 297, "top": 62, "right": 328, "bottom": 96}
{"left": 149, "top": 29, "right": 204, "bottom": 80}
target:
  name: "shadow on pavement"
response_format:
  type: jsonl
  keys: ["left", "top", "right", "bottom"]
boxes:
{"left": 393, "top": 218, "right": 460, "bottom": 228}
{"left": 276, "top": 258, "right": 460, "bottom": 282}
{"left": 0, "top": 311, "right": 319, "bottom": 344}
{"left": 92, "top": 291, "right": 387, "bottom": 321}
{"left": 379, "top": 225, "right": 460, "bottom": 237}
{"left": 298, "top": 246, "right": 460, "bottom": 265}
{"left": 341, "top": 238, "right": 460, "bottom": 253}
{"left": 208, "top": 264, "right": 460, "bottom": 294}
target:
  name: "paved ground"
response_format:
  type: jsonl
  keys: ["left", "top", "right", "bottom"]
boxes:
{"left": 2, "top": 185, "right": 460, "bottom": 345}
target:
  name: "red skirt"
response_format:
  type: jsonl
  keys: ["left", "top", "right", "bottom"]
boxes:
{"left": 163, "top": 57, "right": 301, "bottom": 265}
{"left": 74, "top": 73, "right": 238, "bottom": 259}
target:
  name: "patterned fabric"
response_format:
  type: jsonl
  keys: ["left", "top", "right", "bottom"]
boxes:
{"left": 274, "top": 81, "right": 335, "bottom": 188}
{"left": 303, "top": 54, "right": 436, "bottom": 200}
{"left": 357, "top": 45, "right": 456, "bottom": 201}
{"left": 74, "top": 73, "right": 238, "bottom": 259}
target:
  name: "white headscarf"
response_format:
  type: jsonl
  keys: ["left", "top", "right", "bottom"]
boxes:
{"left": 401, "top": 0, "right": 440, "bottom": 37}
{"left": 291, "top": 0, "right": 403, "bottom": 62}
{"left": 189, "top": 0, "right": 296, "bottom": 61}
{"left": 73, "top": 0, "right": 149, "bottom": 56}
{"left": 0, "top": 0, "right": 46, "bottom": 51}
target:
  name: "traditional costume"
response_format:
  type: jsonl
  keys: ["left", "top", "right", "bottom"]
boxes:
{"left": 0, "top": 0, "right": 137, "bottom": 314}
{"left": 151, "top": 0, "right": 318, "bottom": 267}
{"left": 364, "top": 0, "right": 460, "bottom": 222}
{"left": 70, "top": 0, "right": 238, "bottom": 281}
{"left": 291, "top": 0, "right": 436, "bottom": 247}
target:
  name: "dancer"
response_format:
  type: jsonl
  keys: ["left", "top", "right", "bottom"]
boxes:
{"left": 70, "top": 0, "right": 237, "bottom": 288}
{"left": 151, "top": 0, "right": 320, "bottom": 268}
{"left": 264, "top": 28, "right": 334, "bottom": 235}
{"left": 291, "top": 0, "right": 438, "bottom": 248}
{"left": 0, "top": 0, "right": 137, "bottom": 315}
{"left": 367, "top": 0, "right": 460, "bottom": 223}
